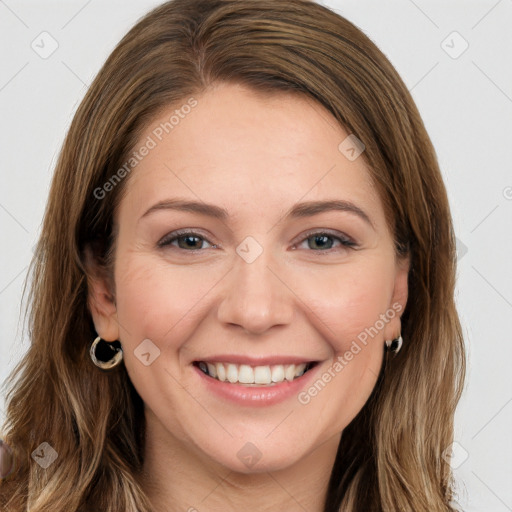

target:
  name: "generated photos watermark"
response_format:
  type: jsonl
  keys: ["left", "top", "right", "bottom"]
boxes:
{"left": 93, "top": 97, "right": 198, "bottom": 200}
{"left": 297, "top": 302, "right": 403, "bottom": 405}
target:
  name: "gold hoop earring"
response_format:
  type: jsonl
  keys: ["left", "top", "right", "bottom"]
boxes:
{"left": 90, "top": 336, "right": 123, "bottom": 370}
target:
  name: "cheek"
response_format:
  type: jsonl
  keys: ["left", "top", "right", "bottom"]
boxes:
{"left": 293, "top": 257, "right": 395, "bottom": 351}
{"left": 113, "top": 255, "right": 226, "bottom": 350}
{"left": 290, "top": 259, "right": 393, "bottom": 421}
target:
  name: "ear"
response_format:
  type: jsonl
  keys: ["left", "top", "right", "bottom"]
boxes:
{"left": 83, "top": 245, "right": 119, "bottom": 342}
{"left": 383, "top": 253, "right": 410, "bottom": 342}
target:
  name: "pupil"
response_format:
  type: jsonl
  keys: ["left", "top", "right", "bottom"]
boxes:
{"left": 181, "top": 236, "right": 200, "bottom": 249}
{"left": 311, "top": 235, "right": 332, "bottom": 250}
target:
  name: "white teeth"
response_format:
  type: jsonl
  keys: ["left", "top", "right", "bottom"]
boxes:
{"left": 285, "top": 365, "right": 296, "bottom": 382}
{"left": 254, "top": 366, "right": 272, "bottom": 384}
{"left": 199, "top": 361, "right": 313, "bottom": 385}
{"left": 238, "top": 364, "right": 254, "bottom": 384}
{"left": 216, "top": 363, "right": 226, "bottom": 381}
{"left": 206, "top": 363, "right": 217, "bottom": 378}
{"left": 226, "top": 364, "right": 238, "bottom": 383}
{"left": 271, "top": 365, "right": 285, "bottom": 383}
{"left": 294, "top": 363, "right": 307, "bottom": 377}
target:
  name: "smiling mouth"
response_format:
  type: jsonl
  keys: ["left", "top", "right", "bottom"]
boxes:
{"left": 193, "top": 361, "right": 318, "bottom": 386}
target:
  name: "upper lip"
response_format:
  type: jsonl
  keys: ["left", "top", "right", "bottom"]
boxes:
{"left": 194, "top": 355, "right": 318, "bottom": 366}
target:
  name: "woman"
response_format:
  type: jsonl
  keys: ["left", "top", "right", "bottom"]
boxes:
{"left": 0, "top": 0, "right": 465, "bottom": 510}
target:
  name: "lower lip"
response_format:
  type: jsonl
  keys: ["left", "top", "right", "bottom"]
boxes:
{"left": 193, "top": 364, "right": 320, "bottom": 406}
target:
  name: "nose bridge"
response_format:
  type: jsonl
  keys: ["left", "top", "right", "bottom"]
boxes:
{"left": 216, "top": 237, "right": 293, "bottom": 334}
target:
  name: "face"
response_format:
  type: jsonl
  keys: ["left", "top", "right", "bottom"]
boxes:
{"left": 88, "top": 82, "right": 409, "bottom": 474}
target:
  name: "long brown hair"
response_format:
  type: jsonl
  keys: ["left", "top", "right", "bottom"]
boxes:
{"left": 0, "top": 1, "right": 465, "bottom": 510}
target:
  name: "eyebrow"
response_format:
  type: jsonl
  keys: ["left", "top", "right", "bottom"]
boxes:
{"left": 140, "top": 198, "right": 374, "bottom": 229}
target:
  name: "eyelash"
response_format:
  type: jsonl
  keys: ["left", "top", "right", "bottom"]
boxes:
{"left": 157, "top": 229, "right": 358, "bottom": 253}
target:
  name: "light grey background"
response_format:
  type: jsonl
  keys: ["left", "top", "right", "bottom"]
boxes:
{"left": 1, "top": 1, "right": 511, "bottom": 510}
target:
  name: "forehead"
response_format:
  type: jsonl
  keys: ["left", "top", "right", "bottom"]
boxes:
{"left": 118, "top": 82, "right": 382, "bottom": 228}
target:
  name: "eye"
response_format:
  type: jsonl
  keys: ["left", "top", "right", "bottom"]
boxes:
{"left": 157, "top": 229, "right": 357, "bottom": 253}
{"left": 294, "top": 230, "right": 357, "bottom": 252}
{"left": 157, "top": 230, "right": 216, "bottom": 251}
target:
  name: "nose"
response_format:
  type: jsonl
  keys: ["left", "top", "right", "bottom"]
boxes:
{"left": 216, "top": 248, "right": 294, "bottom": 335}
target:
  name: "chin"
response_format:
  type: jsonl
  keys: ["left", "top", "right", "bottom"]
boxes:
{"left": 212, "top": 450, "right": 303, "bottom": 475}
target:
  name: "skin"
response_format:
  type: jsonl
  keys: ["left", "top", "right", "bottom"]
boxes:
{"left": 88, "top": 82, "right": 409, "bottom": 512}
